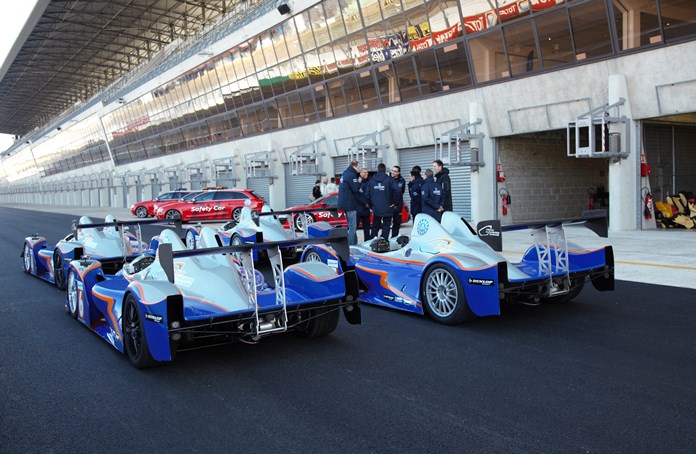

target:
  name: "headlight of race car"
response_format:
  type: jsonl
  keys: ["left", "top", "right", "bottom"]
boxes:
{"left": 130, "top": 204, "right": 135, "bottom": 210}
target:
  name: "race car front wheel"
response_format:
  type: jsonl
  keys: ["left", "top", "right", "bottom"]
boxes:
{"left": 303, "top": 250, "right": 323, "bottom": 263}
{"left": 422, "top": 264, "right": 474, "bottom": 325}
{"left": 53, "top": 251, "right": 67, "bottom": 290}
{"left": 67, "top": 270, "right": 80, "bottom": 319}
{"left": 22, "top": 243, "right": 32, "bottom": 273}
{"left": 135, "top": 206, "right": 148, "bottom": 218}
{"left": 185, "top": 230, "right": 197, "bottom": 249}
{"left": 123, "top": 294, "right": 156, "bottom": 369}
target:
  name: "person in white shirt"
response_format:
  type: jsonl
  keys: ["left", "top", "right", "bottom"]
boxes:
{"left": 325, "top": 176, "right": 338, "bottom": 194}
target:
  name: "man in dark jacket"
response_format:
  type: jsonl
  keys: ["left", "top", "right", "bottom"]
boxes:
{"left": 357, "top": 168, "right": 372, "bottom": 242}
{"left": 408, "top": 169, "right": 423, "bottom": 219}
{"left": 390, "top": 165, "right": 406, "bottom": 238}
{"left": 338, "top": 160, "right": 362, "bottom": 245}
{"left": 432, "top": 159, "right": 453, "bottom": 212}
{"left": 421, "top": 169, "right": 444, "bottom": 222}
{"left": 366, "top": 163, "right": 397, "bottom": 240}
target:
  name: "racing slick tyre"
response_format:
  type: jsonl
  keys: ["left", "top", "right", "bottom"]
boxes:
{"left": 294, "top": 304, "right": 340, "bottom": 338}
{"left": 135, "top": 206, "right": 148, "bottom": 218}
{"left": 294, "top": 213, "right": 314, "bottom": 232}
{"left": 164, "top": 209, "right": 182, "bottom": 221}
{"left": 22, "top": 243, "right": 32, "bottom": 273}
{"left": 303, "top": 249, "right": 323, "bottom": 263}
{"left": 185, "top": 230, "right": 197, "bottom": 249}
{"left": 544, "top": 278, "right": 585, "bottom": 304}
{"left": 123, "top": 294, "right": 156, "bottom": 369}
{"left": 66, "top": 269, "right": 81, "bottom": 319}
{"left": 53, "top": 251, "right": 67, "bottom": 290}
{"left": 230, "top": 208, "right": 242, "bottom": 226}
{"left": 422, "top": 264, "right": 474, "bottom": 325}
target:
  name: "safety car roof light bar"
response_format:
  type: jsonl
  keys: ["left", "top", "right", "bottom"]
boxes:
{"left": 436, "top": 119, "right": 485, "bottom": 171}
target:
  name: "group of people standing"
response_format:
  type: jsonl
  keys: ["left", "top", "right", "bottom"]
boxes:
{"left": 311, "top": 175, "right": 339, "bottom": 201}
{"left": 337, "top": 159, "right": 452, "bottom": 246}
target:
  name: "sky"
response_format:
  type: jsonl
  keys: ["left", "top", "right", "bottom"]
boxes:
{"left": 0, "top": 1, "right": 40, "bottom": 153}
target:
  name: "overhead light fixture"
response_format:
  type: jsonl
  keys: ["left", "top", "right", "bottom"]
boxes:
{"left": 56, "top": 127, "right": 62, "bottom": 131}
{"left": 277, "top": 3, "right": 290, "bottom": 15}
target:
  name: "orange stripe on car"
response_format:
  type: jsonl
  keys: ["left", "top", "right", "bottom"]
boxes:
{"left": 92, "top": 289, "right": 121, "bottom": 340}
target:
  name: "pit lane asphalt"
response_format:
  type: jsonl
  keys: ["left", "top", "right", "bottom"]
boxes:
{"left": 1, "top": 207, "right": 695, "bottom": 453}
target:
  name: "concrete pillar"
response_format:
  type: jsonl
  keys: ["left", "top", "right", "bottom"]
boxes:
{"left": 607, "top": 74, "right": 638, "bottom": 231}
{"left": 469, "top": 101, "right": 496, "bottom": 224}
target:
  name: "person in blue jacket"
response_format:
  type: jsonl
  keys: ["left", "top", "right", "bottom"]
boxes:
{"left": 366, "top": 163, "right": 397, "bottom": 240}
{"left": 421, "top": 168, "right": 444, "bottom": 222}
{"left": 356, "top": 168, "right": 372, "bottom": 242}
{"left": 390, "top": 165, "right": 406, "bottom": 238}
{"left": 408, "top": 169, "right": 423, "bottom": 218}
{"left": 337, "top": 160, "right": 362, "bottom": 245}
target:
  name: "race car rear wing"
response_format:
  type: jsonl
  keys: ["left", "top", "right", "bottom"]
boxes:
{"left": 72, "top": 218, "right": 182, "bottom": 256}
{"left": 475, "top": 209, "right": 608, "bottom": 252}
{"left": 157, "top": 227, "right": 360, "bottom": 331}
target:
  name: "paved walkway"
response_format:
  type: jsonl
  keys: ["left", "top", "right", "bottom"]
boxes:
{"left": 4, "top": 203, "right": 695, "bottom": 289}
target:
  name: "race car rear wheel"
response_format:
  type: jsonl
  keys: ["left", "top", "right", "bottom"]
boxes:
{"left": 294, "top": 304, "right": 340, "bottom": 338}
{"left": 164, "top": 209, "right": 181, "bottom": 221}
{"left": 422, "top": 264, "right": 474, "bottom": 325}
{"left": 123, "top": 294, "right": 156, "bottom": 369}
{"left": 185, "top": 230, "right": 197, "bottom": 249}
{"left": 294, "top": 213, "right": 314, "bottom": 232}
{"left": 53, "top": 251, "right": 67, "bottom": 290}
{"left": 22, "top": 243, "right": 32, "bottom": 273}
{"left": 230, "top": 208, "right": 242, "bottom": 226}
{"left": 135, "top": 206, "right": 148, "bottom": 218}
{"left": 67, "top": 270, "right": 80, "bottom": 319}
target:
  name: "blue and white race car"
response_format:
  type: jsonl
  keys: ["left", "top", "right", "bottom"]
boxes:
{"left": 21, "top": 215, "right": 158, "bottom": 289}
{"left": 65, "top": 226, "right": 360, "bottom": 368}
{"left": 301, "top": 211, "right": 614, "bottom": 325}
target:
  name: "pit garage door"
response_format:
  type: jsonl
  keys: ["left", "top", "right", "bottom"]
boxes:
{"left": 246, "top": 177, "right": 270, "bottom": 202}
{"left": 398, "top": 146, "right": 472, "bottom": 221}
{"left": 644, "top": 123, "right": 696, "bottom": 201}
{"left": 284, "top": 163, "right": 317, "bottom": 207}
{"left": 333, "top": 156, "right": 350, "bottom": 176}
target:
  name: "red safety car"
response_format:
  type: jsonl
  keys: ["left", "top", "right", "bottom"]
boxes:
{"left": 130, "top": 189, "right": 192, "bottom": 218}
{"left": 281, "top": 192, "right": 410, "bottom": 231}
{"left": 154, "top": 189, "right": 265, "bottom": 223}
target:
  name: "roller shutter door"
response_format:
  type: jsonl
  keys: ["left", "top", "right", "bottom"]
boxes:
{"left": 397, "top": 146, "right": 472, "bottom": 221}
{"left": 284, "top": 164, "right": 317, "bottom": 207}
{"left": 333, "top": 156, "right": 350, "bottom": 176}
{"left": 246, "top": 177, "right": 270, "bottom": 202}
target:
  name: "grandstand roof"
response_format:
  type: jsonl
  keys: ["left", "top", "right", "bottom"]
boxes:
{"left": 0, "top": 0, "right": 244, "bottom": 137}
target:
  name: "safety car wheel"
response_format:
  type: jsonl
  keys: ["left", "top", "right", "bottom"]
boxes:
{"left": 185, "top": 230, "right": 197, "bottom": 249}
{"left": 165, "top": 209, "right": 181, "bottom": 221}
{"left": 123, "top": 294, "right": 155, "bottom": 369}
{"left": 303, "top": 250, "right": 323, "bottom": 263}
{"left": 294, "top": 213, "right": 314, "bottom": 232}
{"left": 22, "top": 243, "right": 32, "bottom": 273}
{"left": 135, "top": 206, "right": 148, "bottom": 218}
{"left": 230, "top": 208, "right": 242, "bottom": 226}
{"left": 294, "top": 304, "right": 340, "bottom": 338}
{"left": 67, "top": 270, "right": 81, "bottom": 319}
{"left": 53, "top": 251, "right": 67, "bottom": 290}
{"left": 422, "top": 264, "right": 473, "bottom": 324}
{"left": 544, "top": 279, "right": 585, "bottom": 304}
